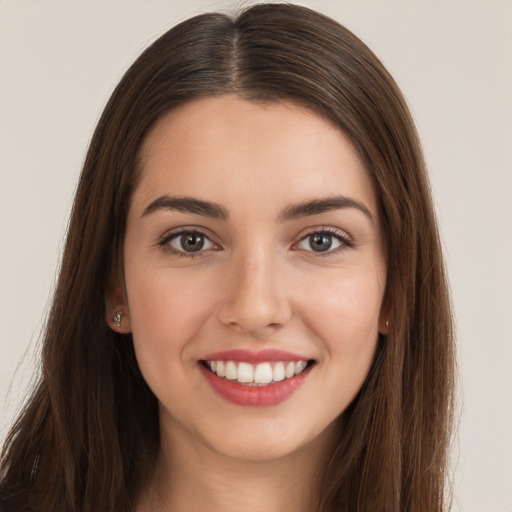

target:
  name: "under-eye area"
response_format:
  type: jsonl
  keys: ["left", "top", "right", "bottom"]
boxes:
{"left": 200, "top": 359, "right": 316, "bottom": 386}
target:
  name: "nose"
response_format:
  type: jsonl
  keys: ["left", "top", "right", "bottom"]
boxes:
{"left": 217, "top": 247, "right": 292, "bottom": 337}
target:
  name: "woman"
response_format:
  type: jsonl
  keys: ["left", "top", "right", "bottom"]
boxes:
{"left": 0, "top": 3, "right": 455, "bottom": 511}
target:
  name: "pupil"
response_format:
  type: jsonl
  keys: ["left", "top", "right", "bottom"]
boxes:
{"left": 311, "top": 234, "right": 332, "bottom": 252}
{"left": 181, "top": 233, "right": 204, "bottom": 252}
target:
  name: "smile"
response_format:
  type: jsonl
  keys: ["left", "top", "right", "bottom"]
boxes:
{"left": 204, "top": 360, "right": 309, "bottom": 386}
{"left": 199, "top": 351, "right": 315, "bottom": 406}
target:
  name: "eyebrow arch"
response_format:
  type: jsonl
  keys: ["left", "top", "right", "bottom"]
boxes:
{"left": 279, "top": 195, "right": 373, "bottom": 222}
{"left": 142, "top": 195, "right": 229, "bottom": 219}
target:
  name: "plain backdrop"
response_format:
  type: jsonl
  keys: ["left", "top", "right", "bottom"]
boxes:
{"left": 1, "top": 1, "right": 511, "bottom": 510}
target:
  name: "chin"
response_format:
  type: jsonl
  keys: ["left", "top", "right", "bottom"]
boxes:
{"left": 195, "top": 413, "right": 338, "bottom": 464}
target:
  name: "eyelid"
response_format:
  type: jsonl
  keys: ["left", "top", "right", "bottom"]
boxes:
{"left": 156, "top": 226, "right": 221, "bottom": 257}
{"left": 156, "top": 225, "right": 353, "bottom": 258}
{"left": 292, "top": 226, "right": 353, "bottom": 255}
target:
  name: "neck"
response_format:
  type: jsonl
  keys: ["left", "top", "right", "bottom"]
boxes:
{"left": 139, "top": 418, "right": 338, "bottom": 512}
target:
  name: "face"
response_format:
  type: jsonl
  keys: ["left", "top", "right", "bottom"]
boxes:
{"left": 112, "top": 96, "right": 388, "bottom": 463}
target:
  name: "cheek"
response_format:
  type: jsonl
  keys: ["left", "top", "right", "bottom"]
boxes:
{"left": 305, "top": 273, "right": 384, "bottom": 417}
{"left": 124, "top": 264, "right": 218, "bottom": 365}
{"left": 302, "top": 272, "right": 384, "bottom": 356}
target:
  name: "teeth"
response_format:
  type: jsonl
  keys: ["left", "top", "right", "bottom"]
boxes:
{"left": 216, "top": 361, "right": 226, "bottom": 377}
{"left": 205, "top": 359, "right": 310, "bottom": 385}
{"left": 285, "top": 362, "right": 295, "bottom": 378}
{"left": 273, "top": 362, "right": 285, "bottom": 382}
{"left": 237, "top": 362, "right": 254, "bottom": 383}
{"left": 225, "top": 361, "right": 237, "bottom": 380}
{"left": 295, "top": 360, "right": 307, "bottom": 375}
{"left": 254, "top": 362, "right": 273, "bottom": 384}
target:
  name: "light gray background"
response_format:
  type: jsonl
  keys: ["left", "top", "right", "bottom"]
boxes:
{"left": 1, "top": 1, "right": 511, "bottom": 510}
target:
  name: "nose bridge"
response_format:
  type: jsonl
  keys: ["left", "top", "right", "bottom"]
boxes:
{"left": 217, "top": 242, "right": 291, "bottom": 335}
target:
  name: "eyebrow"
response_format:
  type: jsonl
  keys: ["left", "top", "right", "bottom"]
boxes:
{"left": 141, "top": 194, "right": 373, "bottom": 222}
{"left": 279, "top": 195, "right": 374, "bottom": 222}
{"left": 142, "top": 195, "right": 229, "bottom": 219}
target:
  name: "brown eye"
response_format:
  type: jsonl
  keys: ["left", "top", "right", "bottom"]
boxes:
{"left": 179, "top": 233, "right": 205, "bottom": 252}
{"left": 309, "top": 234, "right": 333, "bottom": 252}
{"left": 296, "top": 230, "right": 349, "bottom": 254}
{"left": 164, "top": 230, "right": 216, "bottom": 255}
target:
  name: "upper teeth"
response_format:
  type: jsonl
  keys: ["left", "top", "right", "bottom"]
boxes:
{"left": 207, "top": 360, "right": 308, "bottom": 385}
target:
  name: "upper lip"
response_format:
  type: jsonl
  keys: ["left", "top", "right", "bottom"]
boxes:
{"left": 200, "top": 348, "right": 313, "bottom": 364}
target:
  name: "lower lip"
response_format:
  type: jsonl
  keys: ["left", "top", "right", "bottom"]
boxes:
{"left": 199, "top": 363, "right": 313, "bottom": 406}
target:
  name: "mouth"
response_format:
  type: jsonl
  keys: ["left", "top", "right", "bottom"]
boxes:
{"left": 198, "top": 356, "right": 316, "bottom": 406}
{"left": 201, "top": 359, "right": 314, "bottom": 386}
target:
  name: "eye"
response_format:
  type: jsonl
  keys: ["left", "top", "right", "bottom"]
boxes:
{"left": 295, "top": 229, "right": 351, "bottom": 254}
{"left": 159, "top": 230, "right": 217, "bottom": 256}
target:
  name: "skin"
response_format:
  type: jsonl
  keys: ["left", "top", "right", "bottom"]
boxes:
{"left": 109, "top": 95, "right": 388, "bottom": 511}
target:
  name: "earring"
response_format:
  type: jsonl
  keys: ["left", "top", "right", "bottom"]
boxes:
{"left": 385, "top": 319, "right": 389, "bottom": 328}
{"left": 113, "top": 311, "right": 123, "bottom": 328}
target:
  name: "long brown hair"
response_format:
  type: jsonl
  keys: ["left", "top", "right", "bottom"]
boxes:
{"left": 0, "top": 4, "right": 455, "bottom": 511}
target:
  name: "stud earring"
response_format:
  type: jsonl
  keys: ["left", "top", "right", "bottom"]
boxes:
{"left": 113, "top": 311, "right": 123, "bottom": 328}
{"left": 385, "top": 319, "right": 389, "bottom": 328}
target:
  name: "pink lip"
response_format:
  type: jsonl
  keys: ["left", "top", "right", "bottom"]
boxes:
{"left": 199, "top": 363, "right": 313, "bottom": 406}
{"left": 200, "top": 348, "right": 310, "bottom": 364}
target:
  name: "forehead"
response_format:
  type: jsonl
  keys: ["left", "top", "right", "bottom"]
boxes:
{"left": 134, "top": 95, "right": 377, "bottom": 217}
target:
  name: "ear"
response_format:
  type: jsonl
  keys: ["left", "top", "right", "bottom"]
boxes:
{"left": 378, "top": 314, "right": 390, "bottom": 336}
{"left": 378, "top": 293, "right": 391, "bottom": 336}
{"left": 105, "top": 281, "right": 132, "bottom": 334}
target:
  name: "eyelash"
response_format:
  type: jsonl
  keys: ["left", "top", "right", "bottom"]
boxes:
{"left": 295, "top": 227, "right": 354, "bottom": 256}
{"left": 157, "top": 227, "right": 353, "bottom": 258}
{"left": 157, "top": 228, "right": 218, "bottom": 258}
